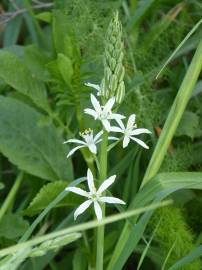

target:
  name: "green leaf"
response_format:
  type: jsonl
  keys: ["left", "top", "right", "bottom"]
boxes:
{"left": 107, "top": 172, "right": 202, "bottom": 270}
{"left": 0, "top": 51, "right": 48, "bottom": 110}
{"left": 3, "top": 0, "right": 23, "bottom": 47}
{"left": 0, "top": 200, "right": 171, "bottom": 258}
{"left": 24, "top": 181, "right": 82, "bottom": 216}
{"left": 57, "top": 53, "right": 73, "bottom": 86}
{"left": 168, "top": 245, "right": 202, "bottom": 270}
{"left": 0, "top": 183, "right": 4, "bottom": 190}
{"left": 29, "top": 233, "right": 81, "bottom": 257}
{"left": 35, "top": 12, "right": 52, "bottom": 23}
{"left": 52, "top": 10, "right": 69, "bottom": 54}
{"left": 0, "top": 214, "right": 29, "bottom": 239}
{"left": 24, "top": 45, "right": 51, "bottom": 82}
{"left": 73, "top": 249, "right": 88, "bottom": 270}
{"left": 175, "top": 111, "right": 199, "bottom": 138}
{"left": 0, "top": 96, "right": 73, "bottom": 181}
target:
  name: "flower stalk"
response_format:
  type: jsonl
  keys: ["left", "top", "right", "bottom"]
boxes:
{"left": 96, "top": 131, "right": 108, "bottom": 270}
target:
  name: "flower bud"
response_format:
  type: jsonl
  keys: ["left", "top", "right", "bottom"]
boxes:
{"left": 100, "top": 11, "right": 125, "bottom": 103}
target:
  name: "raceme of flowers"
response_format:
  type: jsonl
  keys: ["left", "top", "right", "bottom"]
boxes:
{"left": 64, "top": 83, "right": 151, "bottom": 220}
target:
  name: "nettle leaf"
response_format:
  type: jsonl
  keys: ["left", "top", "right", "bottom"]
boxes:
{"left": 0, "top": 96, "right": 73, "bottom": 181}
{"left": 24, "top": 181, "right": 82, "bottom": 216}
{"left": 0, "top": 50, "right": 48, "bottom": 110}
{"left": 175, "top": 111, "right": 199, "bottom": 139}
{"left": 0, "top": 214, "right": 29, "bottom": 239}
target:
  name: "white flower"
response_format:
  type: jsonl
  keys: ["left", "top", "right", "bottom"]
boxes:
{"left": 64, "top": 129, "right": 103, "bottom": 158}
{"left": 85, "top": 82, "right": 100, "bottom": 96}
{"left": 84, "top": 94, "right": 125, "bottom": 131}
{"left": 110, "top": 114, "right": 151, "bottom": 148}
{"left": 66, "top": 169, "right": 125, "bottom": 220}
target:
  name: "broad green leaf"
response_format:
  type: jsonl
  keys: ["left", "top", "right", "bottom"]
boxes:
{"left": 175, "top": 111, "right": 199, "bottom": 138}
{"left": 0, "top": 96, "right": 73, "bottom": 181}
{"left": 24, "top": 181, "right": 82, "bottom": 216}
{"left": 0, "top": 214, "right": 29, "bottom": 239}
{"left": 24, "top": 45, "right": 51, "bottom": 81}
{"left": 107, "top": 172, "right": 202, "bottom": 270}
{"left": 0, "top": 51, "right": 48, "bottom": 110}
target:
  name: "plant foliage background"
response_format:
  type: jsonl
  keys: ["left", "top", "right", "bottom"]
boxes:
{"left": 0, "top": 0, "right": 202, "bottom": 269}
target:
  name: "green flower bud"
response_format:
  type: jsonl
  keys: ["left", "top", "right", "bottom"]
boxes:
{"left": 100, "top": 11, "right": 125, "bottom": 103}
{"left": 116, "top": 81, "right": 125, "bottom": 104}
{"left": 109, "top": 74, "right": 118, "bottom": 95}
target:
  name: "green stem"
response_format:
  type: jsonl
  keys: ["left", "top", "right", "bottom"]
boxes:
{"left": 0, "top": 172, "right": 23, "bottom": 221}
{"left": 96, "top": 131, "right": 108, "bottom": 270}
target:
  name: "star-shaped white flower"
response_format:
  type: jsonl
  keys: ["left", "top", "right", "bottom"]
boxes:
{"left": 66, "top": 169, "right": 125, "bottom": 220}
{"left": 64, "top": 129, "right": 103, "bottom": 158}
{"left": 84, "top": 94, "right": 125, "bottom": 131}
{"left": 85, "top": 82, "right": 100, "bottom": 96}
{"left": 110, "top": 114, "right": 151, "bottom": 148}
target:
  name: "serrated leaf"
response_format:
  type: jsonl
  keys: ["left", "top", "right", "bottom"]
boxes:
{"left": 29, "top": 233, "right": 81, "bottom": 257}
{"left": 24, "top": 181, "right": 82, "bottom": 216}
{"left": 175, "top": 111, "right": 199, "bottom": 138}
{"left": 0, "top": 96, "right": 73, "bottom": 181}
{"left": 0, "top": 51, "right": 48, "bottom": 110}
{"left": 0, "top": 214, "right": 29, "bottom": 239}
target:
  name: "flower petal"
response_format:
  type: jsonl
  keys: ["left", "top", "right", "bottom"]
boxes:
{"left": 94, "top": 130, "right": 103, "bottom": 142}
{"left": 85, "top": 82, "right": 100, "bottom": 91}
{"left": 130, "top": 136, "right": 149, "bottom": 149}
{"left": 109, "top": 126, "right": 123, "bottom": 133}
{"left": 108, "top": 136, "right": 119, "bottom": 141}
{"left": 74, "top": 200, "right": 92, "bottom": 220}
{"left": 67, "top": 145, "right": 85, "bottom": 158}
{"left": 123, "top": 136, "right": 130, "bottom": 148}
{"left": 84, "top": 108, "right": 97, "bottom": 119}
{"left": 103, "top": 97, "right": 115, "bottom": 113}
{"left": 94, "top": 201, "right": 102, "bottom": 221}
{"left": 99, "top": 196, "right": 126, "bottom": 205}
{"left": 65, "top": 187, "right": 89, "bottom": 197}
{"left": 87, "top": 169, "right": 96, "bottom": 193}
{"left": 116, "top": 118, "right": 125, "bottom": 130}
{"left": 97, "top": 175, "right": 116, "bottom": 194}
{"left": 131, "top": 128, "right": 152, "bottom": 136}
{"left": 109, "top": 113, "right": 125, "bottom": 121}
{"left": 88, "top": 143, "right": 97, "bottom": 154}
{"left": 64, "top": 139, "right": 86, "bottom": 145}
{"left": 91, "top": 94, "right": 101, "bottom": 112}
{"left": 102, "top": 119, "right": 111, "bottom": 131}
{"left": 127, "top": 114, "right": 136, "bottom": 129}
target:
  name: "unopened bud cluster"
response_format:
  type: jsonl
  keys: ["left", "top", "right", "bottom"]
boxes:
{"left": 100, "top": 12, "right": 125, "bottom": 104}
